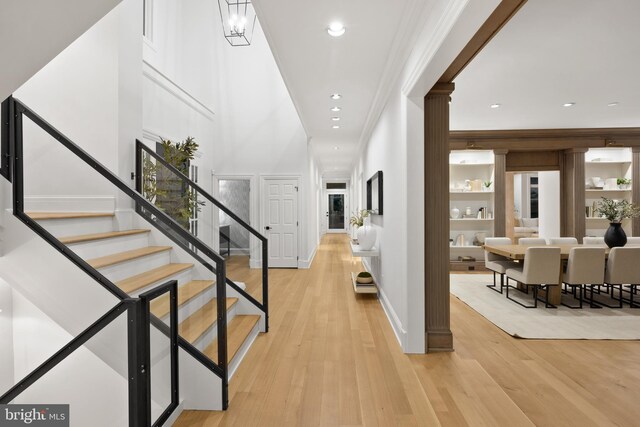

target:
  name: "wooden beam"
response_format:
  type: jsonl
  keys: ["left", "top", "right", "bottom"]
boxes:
{"left": 450, "top": 127, "right": 640, "bottom": 151}
{"left": 439, "top": 0, "right": 528, "bottom": 83}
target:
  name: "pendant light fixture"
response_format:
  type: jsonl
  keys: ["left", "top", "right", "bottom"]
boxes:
{"left": 218, "top": 0, "right": 257, "bottom": 46}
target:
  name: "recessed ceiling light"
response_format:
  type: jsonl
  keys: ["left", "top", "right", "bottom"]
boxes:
{"left": 327, "top": 22, "right": 346, "bottom": 37}
{"left": 331, "top": 117, "right": 340, "bottom": 121}
{"left": 330, "top": 93, "right": 342, "bottom": 100}
{"left": 490, "top": 103, "right": 501, "bottom": 109}
{"left": 563, "top": 102, "right": 575, "bottom": 107}
{"left": 333, "top": 146, "right": 340, "bottom": 150}
{"left": 331, "top": 106, "right": 341, "bottom": 112}
{"left": 332, "top": 125, "right": 340, "bottom": 129}
{"left": 607, "top": 102, "right": 619, "bottom": 107}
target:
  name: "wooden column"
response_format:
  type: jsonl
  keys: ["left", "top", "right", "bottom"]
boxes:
{"left": 424, "top": 83, "right": 454, "bottom": 353}
{"left": 505, "top": 172, "right": 515, "bottom": 241}
{"left": 493, "top": 149, "right": 508, "bottom": 237}
{"left": 562, "top": 148, "right": 587, "bottom": 241}
{"left": 633, "top": 147, "right": 640, "bottom": 236}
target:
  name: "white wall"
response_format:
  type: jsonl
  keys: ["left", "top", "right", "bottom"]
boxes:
{"left": 350, "top": 0, "right": 501, "bottom": 353}
{"left": 0, "top": 0, "right": 122, "bottom": 101}
{"left": 12, "top": 0, "right": 142, "bottom": 210}
{"left": 0, "top": 278, "right": 14, "bottom": 392}
{"left": 537, "top": 171, "right": 560, "bottom": 238}
{"left": 10, "top": 287, "right": 129, "bottom": 427}
{"left": 142, "top": 0, "right": 315, "bottom": 263}
{"left": 351, "top": 79, "right": 409, "bottom": 350}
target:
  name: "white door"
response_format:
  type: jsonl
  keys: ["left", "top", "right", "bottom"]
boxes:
{"left": 263, "top": 179, "right": 298, "bottom": 268}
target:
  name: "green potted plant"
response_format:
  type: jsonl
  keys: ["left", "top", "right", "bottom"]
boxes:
{"left": 617, "top": 178, "right": 631, "bottom": 190}
{"left": 595, "top": 197, "right": 640, "bottom": 247}
{"left": 142, "top": 137, "right": 204, "bottom": 230}
{"left": 349, "top": 209, "right": 371, "bottom": 228}
{"left": 356, "top": 271, "right": 373, "bottom": 284}
{"left": 483, "top": 181, "right": 492, "bottom": 192}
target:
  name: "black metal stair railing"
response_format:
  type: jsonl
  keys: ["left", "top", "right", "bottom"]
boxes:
{"left": 1, "top": 96, "right": 234, "bottom": 410}
{"left": 135, "top": 140, "right": 269, "bottom": 331}
{"left": 0, "top": 280, "right": 179, "bottom": 427}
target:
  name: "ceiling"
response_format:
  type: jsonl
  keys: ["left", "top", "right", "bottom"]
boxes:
{"left": 451, "top": 0, "right": 640, "bottom": 130}
{"left": 253, "top": 0, "right": 429, "bottom": 175}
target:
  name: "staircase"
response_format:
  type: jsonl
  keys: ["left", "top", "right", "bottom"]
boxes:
{"left": 28, "top": 210, "right": 262, "bottom": 377}
{"left": 0, "top": 96, "right": 269, "bottom": 423}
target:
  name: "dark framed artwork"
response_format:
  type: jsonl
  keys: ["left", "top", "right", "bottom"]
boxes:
{"left": 366, "top": 171, "right": 383, "bottom": 215}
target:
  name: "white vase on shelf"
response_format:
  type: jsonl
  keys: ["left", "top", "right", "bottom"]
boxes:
{"left": 356, "top": 217, "right": 377, "bottom": 250}
{"left": 450, "top": 207, "right": 460, "bottom": 219}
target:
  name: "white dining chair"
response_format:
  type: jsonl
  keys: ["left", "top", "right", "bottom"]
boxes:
{"left": 547, "top": 237, "right": 578, "bottom": 245}
{"left": 598, "top": 247, "right": 640, "bottom": 308}
{"left": 561, "top": 247, "right": 605, "bottom": 309}
{"left": 625, "top": 237, "right": 640, "bottom": 246}
{"left": 484, "top": 237, "right": 518, "bottom": 294}
{"left": 519, "top": 238, "right": 547, "bottom": 246}
{"left": 583, "top": 236, "right": 605, "bottom": 245}
{"left": 505, "top": 247, "right": 561, "bottom": 308}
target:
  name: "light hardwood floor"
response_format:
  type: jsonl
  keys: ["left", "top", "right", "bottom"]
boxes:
{"left": 176, "top": 234, "right": 640, "bottom": 426}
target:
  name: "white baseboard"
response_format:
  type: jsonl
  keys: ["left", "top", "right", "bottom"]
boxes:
{"left": 23, "top": 196, "right": 116, "bottom": 213}
{"left": 166, "top": 400, "right": 184, "bottom": 426}
{"left": 298, "top": 246, "right": 317, "bottom": 269}
{"left": 362, "top": 258, "right": 408, "bottom": 350}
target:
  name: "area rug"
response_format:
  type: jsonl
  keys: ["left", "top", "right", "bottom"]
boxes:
{"left": 450, "top": 274, "right": 640, "bottom": 340}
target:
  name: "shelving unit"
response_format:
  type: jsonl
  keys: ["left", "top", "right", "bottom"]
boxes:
{"left": 349, "top": 241, "right": 379, "bottom": 294}
{"left": 449, "top": 150, "right": 495, "bottom": 268}
{"left": 585, "top": 148, "right": 633, "bottom": 237}
{"left": 350, "top": 272, "right": 377, "bottom": 294}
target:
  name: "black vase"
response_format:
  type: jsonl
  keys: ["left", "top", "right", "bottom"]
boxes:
{"left": 604, "top": 222, "right": 627, "bottom": 248}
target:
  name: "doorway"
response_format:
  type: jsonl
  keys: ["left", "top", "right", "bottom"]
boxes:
{"left": 324, "top": 182, "right": 349, "bottom": 234}
{"left": 508, "top": 171, "right": 560, "bottom": 242}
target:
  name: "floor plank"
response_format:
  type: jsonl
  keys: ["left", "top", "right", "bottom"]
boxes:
{"left": 176, "top": 234, "right": 640, "bottom": 426}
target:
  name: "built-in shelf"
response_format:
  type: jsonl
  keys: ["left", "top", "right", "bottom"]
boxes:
{"left": 350, "top": 272, "right": 377, "bottom": 294}
{"left": 449, "top": 162, "right": 494, "bottom": 166}
{"left": 450, "top": 190, "right": 494, "bottom": 194}
{"left": 450, "top": 218, "right": 494, "bottom": 222}
{"left": 586, "top": 189, "right": 631, "bottom": 193}
{"left": 450, "top": 245, "right": 483, "bottom": 250}
{"left": 586, "top": 160, "right": 632, "bottom": 165}
{"left": 349, "top": 241, "right": 380, "bottom": 257}
{"left": 586, "top": 217, "right": 632, "bottom": 221}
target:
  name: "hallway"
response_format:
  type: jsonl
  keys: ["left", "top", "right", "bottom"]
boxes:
{"left": 177, "top": 234, "right": 640, "bottom": 426}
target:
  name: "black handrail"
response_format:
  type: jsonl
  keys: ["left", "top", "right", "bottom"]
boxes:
{"left": 0, "top": 298, "right": 151, "bottom": 427}
{"left": 5, "top": 96, "right": 230, "bottom": 409}
{"left": 136, "top": 140, "right": 269, "bottom": 331}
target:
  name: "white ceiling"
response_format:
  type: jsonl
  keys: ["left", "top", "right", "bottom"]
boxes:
{"left": 253, "top": 0, "right": 428, "bottom": 174}
{"left": 451, "top": 0, "right": 640, "bottom": 130}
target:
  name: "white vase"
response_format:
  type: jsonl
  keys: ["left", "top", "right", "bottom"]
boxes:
{"left": 450, "top": 207, "right": 460, "bottom": 219}
{"left": 357, "top": 218, "right": 377, "bottom": 250}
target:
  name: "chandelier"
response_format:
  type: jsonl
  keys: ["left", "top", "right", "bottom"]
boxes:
{"left": 217, "top": 0, "right": 257, "bottom": 46}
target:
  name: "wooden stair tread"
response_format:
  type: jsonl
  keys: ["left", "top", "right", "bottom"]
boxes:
{"left": 60, "top": 229, "right": 150, "bottom": 245}
{"left": 88, "top": 246, "right": 172, "bottom": 269}
{"left": 179, "top": 298, "right": 239, "bottom": 344}
{"left": 116, "top": 263, "right": 193, "bottom": 294}
{"left": 150, "top": 280, "right": 215, "bottom": 318}
{"left": 27, "top": 212, "right": 115, "bottom": 220}
{"left": 204, "top": 315, "right": 260, "bottom": 363}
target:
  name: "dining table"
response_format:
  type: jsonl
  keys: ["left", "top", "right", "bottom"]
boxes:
{"left": 482, "top": 244, "right": 610, "bottom": 305}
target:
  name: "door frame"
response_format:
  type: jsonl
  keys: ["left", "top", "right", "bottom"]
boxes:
{"left": 324, "top": 189, "right": 349, "bottom": 233}
{"left": 260, "top": 174, "right": 301, "bottom": 268}
{"left": 212, "top": 173, "right": 259, "bottom": 266}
